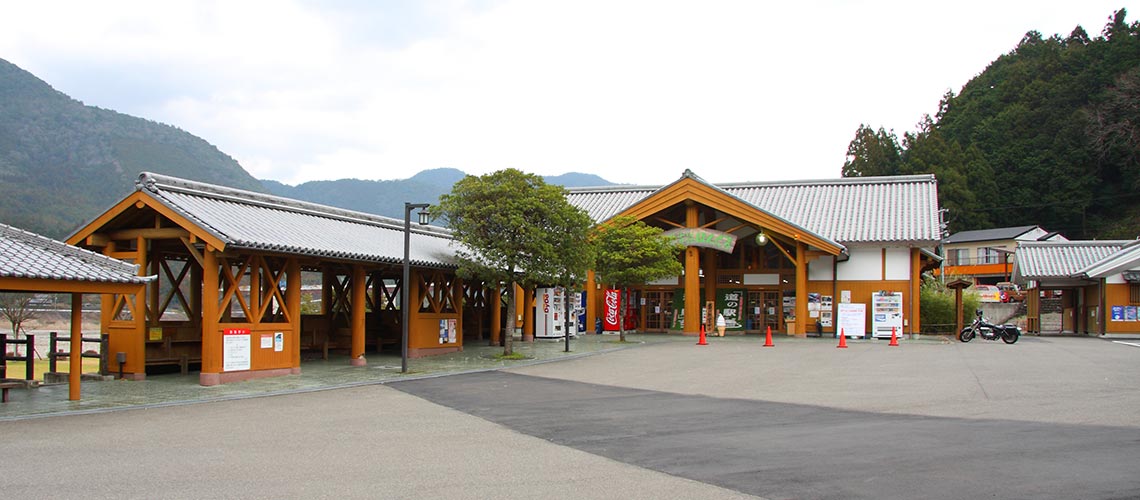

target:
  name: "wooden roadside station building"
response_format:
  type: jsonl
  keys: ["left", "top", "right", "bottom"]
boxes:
{"left": 60, "top": 169, "right": 942, "bottom": 389}
{"left": 67, "top": 173, "right": 477, "bottom": 386}
{"left": 567, "top": 170, "right": 943, "bottom": 338}
{"left": 0, "top": 222, "right": 152, "bottom": 401}
{"left": 1014, "top": 240, "right": 1140, "bottom": 336}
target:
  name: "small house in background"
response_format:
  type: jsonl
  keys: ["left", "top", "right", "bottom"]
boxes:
{"left": 939, "top": 225, "right": 1068, "bottom": 285}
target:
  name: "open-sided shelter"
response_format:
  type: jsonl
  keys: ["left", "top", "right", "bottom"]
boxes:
{"left": 567, "top": 170, "right": 943, "bottom": 337}
{"left": 67, "top": 173, "right": 479, "bottom": 386}
{"left": 0, "top": 222, "right": 151, "bottom": 400}
{"left": 1014, "top": 240, "right": 1140, "bottom": 336}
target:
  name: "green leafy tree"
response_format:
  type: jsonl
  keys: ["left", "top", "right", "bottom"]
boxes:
{"left": 434, "top": 169, "right": 593, "bottom": 355}
{"left": 591, "top": 216, "right": 683, "bottom": 342}
{"left": 842, "top": 124, "right": 902, "bottom": 177}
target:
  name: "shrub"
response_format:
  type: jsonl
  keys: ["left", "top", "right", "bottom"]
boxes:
{"left": 920, "top": 276, "right": 979, "bottom": 334}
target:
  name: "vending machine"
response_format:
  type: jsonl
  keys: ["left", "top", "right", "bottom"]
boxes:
{"left": 871, "top": 291, "right": 904, "bottom": 338}
{"left": 535, "top": 287, "right": 568, "bottom": 339}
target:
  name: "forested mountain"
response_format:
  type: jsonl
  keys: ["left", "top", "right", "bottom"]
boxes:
{"left": 263, "top": 168, "right": 615, "bottom": 220}
{"left": 0, "top": 58, "right": 266, "bottom": 239}
{"left": 843, "top": 9, "right": 1140, "bottom": 239}
{"left": 0, "top": 57, "right": 617, "bottom": 237}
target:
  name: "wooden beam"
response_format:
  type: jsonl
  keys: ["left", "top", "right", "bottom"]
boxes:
{"left": 180, "top": 237, "right": 205, "bottom": 268}
{"left": 107, "top": 228, "right": 190, "bottom": 241}
{"left": 85, "top": 234, "right": 110, "bottom": 247}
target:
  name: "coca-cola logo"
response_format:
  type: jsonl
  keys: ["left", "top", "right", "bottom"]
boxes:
{"left": 605, "top": 290, "right": 619, "bottom": 324}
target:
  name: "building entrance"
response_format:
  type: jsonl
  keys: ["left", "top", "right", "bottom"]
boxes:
{"left": 645, "top": 290, "right": 674, "bottom": 332}
{"left": 747, "top": 291, "right": 780, "bottom": 333}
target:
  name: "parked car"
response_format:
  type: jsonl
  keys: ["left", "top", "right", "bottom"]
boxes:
{"left": 973, "top": 284, "right": 1002, "bottom": 303}
{"left": 996, "top": 282, "right": 1025, "bottom": 302}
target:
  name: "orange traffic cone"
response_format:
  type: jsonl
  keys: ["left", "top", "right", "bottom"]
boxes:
{"left": 837, "top": 328, "right": 848, "bottom": 348}
{"left": 763, "top": 325, "right": 774, "bottom": 347}
{"left": 697, "top": 324, "right": 708, "bottom": 345}
{"left": 889, "top": 326, "right": 899, "bottom": 346}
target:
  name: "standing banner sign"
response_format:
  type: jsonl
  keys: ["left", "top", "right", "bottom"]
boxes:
{"left": 603, "top": 289, "right": 621, "bottom": 331}
{"left": 223, "top": 328, "right": 251, "bottom": 372}
{"left": 837, "top": 303, "right": 866, "bottom": 338}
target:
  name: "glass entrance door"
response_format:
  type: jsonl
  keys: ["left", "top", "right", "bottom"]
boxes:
{"left": 645, "top": 290, "right": 673, "bottom": 332}
{"left": 747, "top": 291, "right": 781, "bottom": 333}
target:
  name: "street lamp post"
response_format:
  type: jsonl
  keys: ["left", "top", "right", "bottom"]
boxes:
{"left": 402, "top": 202, "right": 430, "bottom": 373}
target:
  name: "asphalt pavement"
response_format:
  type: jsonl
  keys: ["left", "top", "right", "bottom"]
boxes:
{"left": 1, "top": 334, "right": 1138, "bottom": 499}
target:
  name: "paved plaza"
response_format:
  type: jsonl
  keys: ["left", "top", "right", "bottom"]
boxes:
{"left": 1, "top": 334, "right": 1139, "bottom": 499}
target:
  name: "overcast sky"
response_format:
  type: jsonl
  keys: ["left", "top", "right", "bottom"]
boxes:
{"left": 0, "top": 1, "right": 1133, "bottom": 186}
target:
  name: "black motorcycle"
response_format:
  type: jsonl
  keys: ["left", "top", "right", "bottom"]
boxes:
{"left": 959, "top": 309, "right": 1019, "bottom": 344}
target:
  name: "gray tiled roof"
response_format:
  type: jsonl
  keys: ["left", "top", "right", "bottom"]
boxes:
{"left": 944, "top": 225, "right": 1039, "bottom": 244}
{"left": 1075, "top": 240, "right": 1140, "bottom": 278}
{"left": 565, "top": 173, "right": 942, "bottom": 245}
{"left": 132, "top": 173, "right": 458, "bottom": 268}
{"left": 0, "top": 223, "right": 148, "bottom": 284}
{"left": 1013, "top": 241, "right": 1129, "bottom": 279}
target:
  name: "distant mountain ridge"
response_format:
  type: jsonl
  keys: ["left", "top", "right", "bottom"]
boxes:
{"left": 261, "top": 168, "right": 616, "bottom": 220}
{"left": 0, "top": 58, "right": 265, "bottom": 238}
{"left": 0, "top": 58, "right": 617, "bottom": 236}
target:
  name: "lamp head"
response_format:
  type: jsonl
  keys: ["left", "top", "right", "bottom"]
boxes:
{"left": 755, "top": 231, "right": 769, "bottom": 246}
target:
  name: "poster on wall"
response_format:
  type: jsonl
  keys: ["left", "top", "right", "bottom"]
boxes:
{"left": 821, "top": 311, "right": 833, "bottom": 328}
{"left": 274, "top": 332, "right": 284, "bottom": 352}
{"left": 223, "top": 328, "right": 251, "bottom": 372}
{"left": 717, "top": 289, "right": 745, "bottom": 330}
{"left": 448, "top": 319, "right": 457, "bottom": 343}
{"left": 1112, "top": 306, "right": 1124, "bottom": 321}
{"left": 837, "top": 303, "right": 865, "bottom": 338}
{"left": 1127, "top": 306, "right": 1138, "bottom": 322}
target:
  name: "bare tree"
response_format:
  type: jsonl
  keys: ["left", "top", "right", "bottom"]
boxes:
{"left": 0, "top": 292, "right": 38, "bottom": 357}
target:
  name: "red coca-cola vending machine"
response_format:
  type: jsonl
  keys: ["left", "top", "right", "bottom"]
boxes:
{"left": 603, "top": 289, "right": 621, "bottom": 332}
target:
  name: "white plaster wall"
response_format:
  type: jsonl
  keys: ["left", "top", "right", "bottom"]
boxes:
{"left": 884, "top": 248, "right": 911, "bottom": 280}
{"left": 808, "top": 256, "right": 834, "bottom": 281}
{"left": 836, "top": 248, "right": 882, "bottom": 281}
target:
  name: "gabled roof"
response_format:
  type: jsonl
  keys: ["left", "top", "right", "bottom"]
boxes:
{"left": 1075, "top": 240, "right": 1140, "bottom": 279}
{"left": 566, "top": 172, "right": 942, "bottom": 245}
{"left": 944, "top": 225, "right": 1040, "bottom": 244}
{"left": 1012, "top": 240, "right": 1130, "bottom": 281}
{"left": 72, "top": 173, "right": 458, "bottom": 269}
{"left": 0, "top": 222, "right": 149, "bottom": 285}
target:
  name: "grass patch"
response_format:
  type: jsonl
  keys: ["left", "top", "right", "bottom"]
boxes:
{"left": 2, "top": 358, "right": 101, "bottom": 381}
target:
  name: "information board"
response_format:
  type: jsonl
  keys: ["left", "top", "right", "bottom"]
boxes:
{"left": 837, "top": 303, "right": 866, "bottom": 338}
{"left": 223, "top": 328, "right": 251, "bottom": 372}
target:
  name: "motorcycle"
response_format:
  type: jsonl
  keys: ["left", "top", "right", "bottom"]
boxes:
{"left": 959, "top": 309, "right": 1019, "bottom": 344}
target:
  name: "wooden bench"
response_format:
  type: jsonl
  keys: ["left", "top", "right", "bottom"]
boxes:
{"left": 0, "top": 380, "right": 24, "bottom": 403}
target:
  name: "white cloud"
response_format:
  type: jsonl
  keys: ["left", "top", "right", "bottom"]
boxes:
{"left": 0, "top": 0, "right": 1133, "bottom": 186}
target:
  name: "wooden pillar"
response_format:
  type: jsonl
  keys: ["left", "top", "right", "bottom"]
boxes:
{"left": 955, "top": 288, "right": 964, "bottom": 335}
{"left": 1098, "top": 278, "right": 1107, "bottom": 336}
{"left": 795, "top": 242, "right": 807, "bottom": 337}
{"left": 69, "top": 293, "right": 83, "bottom": 401}
{"left": 585, "top": 271, "right": 597, "bottom": 334}
{"left": 350, "top": 264, "right": 367, "bottom": 365}
{"left": 100, "top": 242, "right": 116, "bottom": 343}
{"left": 911, "top": 248, "right": 921, "bottom": 335}
{"left": 490, "top": 285, "right": 502, "bottom": 344}
{"left": 134, "top": 237, "right": 147, "bottom": 372}
{"left": 523, "top": 286, "right": 535, "bottom": 342}
{"left": 683, "top": 203, "right": 700, "bottom": 334}
{"left": 190, "top": 261, "right": 202, "bottom": 329}
{"left": 703, "top": 248, "right": 717, "bottom": 312}
{"left": 200, "top": 247, "right": 221, "bottom": 386}
{"left": 287, "top": 257, "right": 301, "bottom": 372}
{"left": 249, "top": 256, "right": 261, "bottom": 324}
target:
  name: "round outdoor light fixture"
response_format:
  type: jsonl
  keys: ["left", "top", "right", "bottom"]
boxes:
{"left": 755, "top": 231, "right": 769, "bottom": 246}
